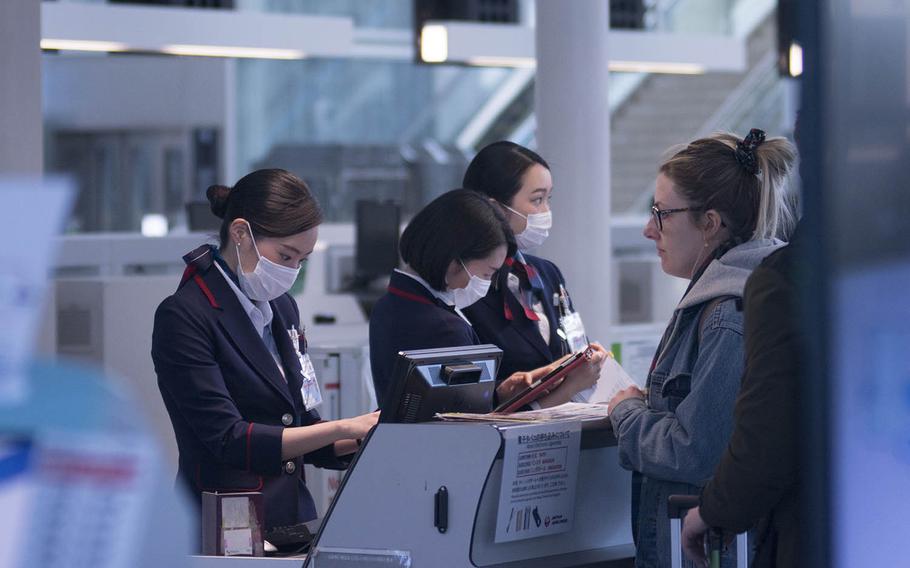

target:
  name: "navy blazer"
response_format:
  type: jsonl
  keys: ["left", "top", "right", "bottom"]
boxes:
{"left": 369, "top": 270, "right": 480, "bottom": 407}
{"left": 462, "top": 254, "right": 572, "bottom": 380}
{"left": 152, "top": 245, "right": 347, "bottom": 530}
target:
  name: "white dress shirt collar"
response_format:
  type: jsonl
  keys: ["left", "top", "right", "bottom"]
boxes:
{"left": 394, "top": 268, "right": 472, "bottom": 325}
{"left": 214, "top": 261, "right": 274, "bottom": 337}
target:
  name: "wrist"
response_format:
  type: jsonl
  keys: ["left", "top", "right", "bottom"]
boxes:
{"left": 340, "top": 418, "right": 357, "bottom": 440}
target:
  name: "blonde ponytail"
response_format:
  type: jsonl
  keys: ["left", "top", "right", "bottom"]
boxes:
{"left": 753, "top": 138, "right": 798, "bottom": 240}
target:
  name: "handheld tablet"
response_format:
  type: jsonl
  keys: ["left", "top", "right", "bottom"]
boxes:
{"left": 493, "top": 346, "right": 594, "bottom": 413}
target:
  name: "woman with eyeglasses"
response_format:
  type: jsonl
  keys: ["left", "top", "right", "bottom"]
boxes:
{"left": 460, "top": 141, "right": 607, "bottom": 403}
{"left": 369, "top": 189, "right": 604, "bottom": 409}
{"left": 607, "top": 130, "right": 797, "bottom": 567}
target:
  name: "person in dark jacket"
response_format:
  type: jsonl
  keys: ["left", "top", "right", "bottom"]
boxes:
{"left": 461, "top": 141, "right": 606, "bottom": 402}
{"left": 152, "top": 169, "right": 378, "bottom": 530}
{"left": 681, "top": 233, "right": 803, "bottom": 568}
{"left": 369, "top": 189, "right": 604, "bottom": 408}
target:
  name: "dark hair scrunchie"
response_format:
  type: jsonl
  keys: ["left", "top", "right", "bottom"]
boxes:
{"left": 734, "top": 128, "right": 766, "bottom": 175}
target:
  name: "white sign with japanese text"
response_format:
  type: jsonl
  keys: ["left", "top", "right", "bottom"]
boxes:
{"left": 494, "top": 421, "right": 582, "bottom": 543}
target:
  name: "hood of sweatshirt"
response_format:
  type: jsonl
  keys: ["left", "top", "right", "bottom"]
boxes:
{"left": 676, "top": 238, "right": 785, "bottom": 310}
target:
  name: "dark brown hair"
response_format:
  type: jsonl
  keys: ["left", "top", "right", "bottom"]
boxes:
{"left": 660, "top": 131, "right": 797, "bottom": 242}
{"left": 399, "top": 189, "right": 515, "bottom": 290}
{"left": 463, "top": 141, "right": 550, "bottom": 206}
{"left": 207, "top": 168, "right": 323, "bottom": 248}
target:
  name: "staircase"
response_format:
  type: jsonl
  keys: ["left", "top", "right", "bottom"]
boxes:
{"left": 610, "top": 14, "right": 779, "bottom": 213}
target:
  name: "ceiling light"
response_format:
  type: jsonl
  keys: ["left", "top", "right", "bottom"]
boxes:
{"left": 420, "top": 25, "right": 448, "bottom": 63}
{"left": 159, "top": 44, "right": 306, "bottom": 59}
{"left": 608, "top": 61, "right": 705, "bottom": 74}
{"left": 40, "top": 39, "right": 129, "bottom": 53}
{"left": 788, "top": 42, "right": 803, "bottom": 77}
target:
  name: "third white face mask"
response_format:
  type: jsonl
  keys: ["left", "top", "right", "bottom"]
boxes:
{"left": 451, "top": 260, "right": 492, "bottom": 309}
{"left": 504, "top": 204, "right": 552, "bottom": 250}
{"left": 236, "top": 221, "right": 300, "bottom": 302}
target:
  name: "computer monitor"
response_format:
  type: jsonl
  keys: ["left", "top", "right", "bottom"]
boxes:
{"left": 354, "top": 200, "right": 400, "bottom": 284}
{"left": 185, "top": 201, "right": 222, "bottom": 232}
{"left": 380, "top": 345, "right": 502, "bottom": 424}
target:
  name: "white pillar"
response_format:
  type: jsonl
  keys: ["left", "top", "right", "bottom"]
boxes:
{"left": 535, "top": 1, "right": 612, "bottom": 343}
{"left": 0, "top": 0, "right": 42, "bottom": 174}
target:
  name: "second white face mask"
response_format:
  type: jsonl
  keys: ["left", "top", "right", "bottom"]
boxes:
{"left": 236, "top": 221, "right": 300, "bottom": 302}
{"left": 451, "top": 260, "right": 492, "bottom": 309}
{"left": 504, "top": 204, "right": 552, "bottom": 250}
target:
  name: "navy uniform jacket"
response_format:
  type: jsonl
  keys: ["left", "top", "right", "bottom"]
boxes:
{"left": 152, "top": 245, "right": 347, "bottom": 530}
{"left": 369, "top": 270, "right": 480, "bottom": 407}
{"left": 462, "top": 254, "right": 571, "bottom": 381}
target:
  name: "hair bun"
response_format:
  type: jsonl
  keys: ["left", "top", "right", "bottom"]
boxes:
{"left": 206, "top": 184, "right": 232, "bottom": 219}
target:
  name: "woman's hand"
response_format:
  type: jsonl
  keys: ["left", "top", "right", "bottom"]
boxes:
{"left": 496, "top": 366, "right": 549, "bottom": 401}
{"left": 343, "top": 411, "right": 380, "bottom": 439}
{"left": 557, "top": 342, "right": 609, "bottom": 395}
{"left": 607, "top": 385, "right": 646, "bottom": 411}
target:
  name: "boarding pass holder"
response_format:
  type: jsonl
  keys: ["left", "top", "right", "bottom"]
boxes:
{"left": 289, "top": 326, "right": 322, "bottom": 411}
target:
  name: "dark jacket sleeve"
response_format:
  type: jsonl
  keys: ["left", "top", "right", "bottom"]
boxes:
{"left": 699, "top": 262, "right": 801, "bottom": 530}
{"left": 153, "top": 295, "right": 285, "bottom": 476}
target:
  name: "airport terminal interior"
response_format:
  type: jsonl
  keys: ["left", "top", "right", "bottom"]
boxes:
{"left": 0, "top": 1, "right": 907, "bottom": 567}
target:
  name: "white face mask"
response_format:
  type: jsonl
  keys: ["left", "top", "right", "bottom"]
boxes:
{"left": 235, "top": 221, "right": 300, "bottom": 302}
{"left": 504, "top": 204, "right": 552, "bottom": 250}
{"left": 451, "top": 260, "right": 492, "bottom": 309}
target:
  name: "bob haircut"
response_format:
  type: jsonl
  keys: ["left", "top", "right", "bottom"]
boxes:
{"left": 399, "top": 189, "right": 515, "bottom": 291}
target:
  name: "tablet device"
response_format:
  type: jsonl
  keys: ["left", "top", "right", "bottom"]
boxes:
{"left": 493, "top": 346, "right": 594, "bottom": 413}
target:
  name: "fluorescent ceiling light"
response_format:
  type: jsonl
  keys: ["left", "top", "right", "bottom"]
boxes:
{"left": 40, "top": 39, "right": 129, "bottom": 53}
{"left": 420, "top": 24, "right": 448, "bottom": 63}
{"left": 608, "top": 61, "right": 705, "bottom": 74}
{"left": 467, "top": 56, "right": 535, "bottom": 68}
{"left": 465, "top": 57, "right": 705, "bottom": 74}
{"left": 788, "top": 42, "right": 803, "bottom": 77}
{"left": 160, "top": 44, "right": 305, "bottom": 60}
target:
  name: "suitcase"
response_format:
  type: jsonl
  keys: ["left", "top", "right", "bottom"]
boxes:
{"left": 668, "top": 495, "right": 749, "bottom": 568}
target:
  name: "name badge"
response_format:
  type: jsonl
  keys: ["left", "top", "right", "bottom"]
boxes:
{"left": 298, "top": 352, "right": 323, "bottom": 411}
{"left": 290, "top": 326, "right": 322, "bottom": 411}
{"left": 560, "top": 311, "right": 588, "bottom": 354}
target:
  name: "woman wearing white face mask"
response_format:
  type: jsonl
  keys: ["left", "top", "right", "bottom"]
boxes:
{"left": 152, "top": 169, "right": 379, "bottom": 536}
{"left": 461, "top": 141, "right": 607, "bottom": 401}
{"left": 369, "top": 189, "right": 597, "bottom": 409}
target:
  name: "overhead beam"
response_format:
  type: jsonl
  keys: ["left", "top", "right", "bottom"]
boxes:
{"left": 41, "top": 2, "right": 353, "bottom": 59}
{"left": 422, "top": 21, "right": 747, "bottom": 74}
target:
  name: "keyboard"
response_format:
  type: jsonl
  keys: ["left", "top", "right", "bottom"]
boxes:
{"left": 263, "top": 522, "right": 315, "bottom": 553}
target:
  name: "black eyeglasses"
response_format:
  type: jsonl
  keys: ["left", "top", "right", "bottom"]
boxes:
{"left": 650, "top": 205, "right": 696, "bottom": 232}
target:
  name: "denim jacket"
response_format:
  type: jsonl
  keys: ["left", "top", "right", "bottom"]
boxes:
{"left": 609, "top": 239, "right": 784, "bottom": 567}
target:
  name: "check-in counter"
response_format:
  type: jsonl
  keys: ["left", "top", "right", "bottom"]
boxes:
{"left": 306, "top": 420, "right": 634, "bottom": 567}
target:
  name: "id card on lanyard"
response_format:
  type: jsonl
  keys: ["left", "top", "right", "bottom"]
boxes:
{"left": 560, "top": 311, "right": 589, "bottom": 354}
{"left": 289, "top": 326, "right": 322, "bottom": 411}
{"left": 555, "top": 284, "right": 588, "bottom": 353}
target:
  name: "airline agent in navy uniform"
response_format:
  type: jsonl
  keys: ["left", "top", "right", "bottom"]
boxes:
{"left": 152, "top": 169, "right": 378, "bottom": 530}
{"left": 462, "top": 141, "right": 607, "bottom": 402}
{"left": 369, "top": 189, "right": 603, "bottom": 408}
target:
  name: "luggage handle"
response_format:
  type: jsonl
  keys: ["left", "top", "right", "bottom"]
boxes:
{"left": 667, "top": 494, "right": 749, "bottom": 568}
